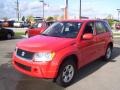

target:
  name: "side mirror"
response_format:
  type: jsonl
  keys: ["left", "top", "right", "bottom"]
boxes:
{"left": 82, "top": 33, "right": 93, "bottom": 40}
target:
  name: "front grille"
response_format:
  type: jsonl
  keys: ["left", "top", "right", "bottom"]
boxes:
{"left": 15, "top": 61, "right": 31, "bottom": 71}
{"left": 16, "top": 48, "right": 34, "bottom": 60}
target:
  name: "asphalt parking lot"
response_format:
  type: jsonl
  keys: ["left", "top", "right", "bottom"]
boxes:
{"left": 0, "top": 37, "right": 120, "bottom": 90}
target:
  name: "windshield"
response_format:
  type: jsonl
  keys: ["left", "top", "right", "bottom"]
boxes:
{"left": 41, "top": 22, "right": 82, "bottom": 38}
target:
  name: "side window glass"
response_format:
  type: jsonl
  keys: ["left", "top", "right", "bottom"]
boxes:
{"left": 95, "top": 22, "right": 106, "bottom": 34}
{"left": 84, "top": 22, "right": 94, "bottom": 34}
{"left": 103, "top": 22, "right": 111, "bottom": 32}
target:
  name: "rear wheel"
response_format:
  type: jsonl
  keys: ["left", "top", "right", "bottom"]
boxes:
{"left": 103, "top": 46, "right": 112, "bottom": 61}
{"left": 56, "top": 59, "right": 76, "bottom": 87}
{"left": 7, "top": 33, "right": 12, "bottom": 39}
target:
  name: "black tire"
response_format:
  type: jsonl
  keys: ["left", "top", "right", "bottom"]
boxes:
{"left": 55, "top": 59, "right": 77, "bottom": 87}
{"left": 103, "top": 46, "right": 112, "bottom": 61}
{"left": 6, "top": 33, "right": 12, "bottom": 39}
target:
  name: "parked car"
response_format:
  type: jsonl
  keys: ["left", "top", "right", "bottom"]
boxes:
{"left": 0, "top": 27, "right": 15, "bottom": 40}
{"left": 0, "top": 20, "right": 15, "bottom": 27}
{"left": 2, "top": 21, "right": 9, "bottom": 27}
{"left": 12, "top": 19, "right": 113, "bottom": 86}
{"left": 21, "top": 22, "right": 30, "bottom": 28}
{"left": 115, "top": 23, "right": 120, "bottom": 30}
{"left": 25, "top": 21, "right": 54, "bottom": 38}
{"left": 8, "top": 20, "right": 15, "bottom": 27}
{"left": 13, "top": 21, "right": 23, "bottom": 28}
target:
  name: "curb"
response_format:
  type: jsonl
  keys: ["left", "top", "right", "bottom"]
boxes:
{"left": 113, "top": 36, "right": 120, "bottom": 38}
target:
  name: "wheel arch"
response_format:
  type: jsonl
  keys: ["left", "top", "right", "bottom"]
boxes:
{"left": 55, "top": 54, "right": 78, "bottom": 79}
{"left": 25, "top": 30, "right": 28, "bottom": 35}
{"left": 108, "top": 42, "right": 113, "bottom": 49}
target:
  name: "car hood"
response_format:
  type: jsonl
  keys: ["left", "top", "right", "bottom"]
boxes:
{"left": 17, "top": 35, "right": 75, "bottom": 52}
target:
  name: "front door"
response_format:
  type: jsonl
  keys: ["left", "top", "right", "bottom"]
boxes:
{"left": 78, "top": 22, "right": 98, "bottom": 67}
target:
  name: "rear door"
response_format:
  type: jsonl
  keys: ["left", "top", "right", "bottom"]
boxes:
{"left": 94, "top": 21, "right": 109, "bottom": 57}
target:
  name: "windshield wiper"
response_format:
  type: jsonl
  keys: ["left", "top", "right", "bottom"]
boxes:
{"left": 51, "top": 35, "right": 64, "bottom": 38}
{"left": 41, "top": 33, "right": 49, "bottom": 36}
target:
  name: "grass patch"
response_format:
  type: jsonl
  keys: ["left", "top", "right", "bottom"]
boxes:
{"left": 14, "top": 32, "right": 25, "bottom": 39}
{"left": 15, "top": 32, "right": 25, "bottom": 36}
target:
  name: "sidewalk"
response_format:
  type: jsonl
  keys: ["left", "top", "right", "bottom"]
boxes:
{"left": 112, "top": 30, "right": 120, "bottom": 38}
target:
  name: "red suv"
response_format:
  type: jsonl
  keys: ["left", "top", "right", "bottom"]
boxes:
{"left": 12, "top": 20, "right": 113, "bottom": 86}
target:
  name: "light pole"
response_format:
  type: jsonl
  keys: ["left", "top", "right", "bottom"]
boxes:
{"left": 16, "top": 0, "right": 20, "bottom": 21}
{"left": 117, "top": 9, "right": 120, "bottom": 21}
{"left": 60, "top": 7, "right": 64, "bottom": 20}
{"left": 79, "top": 0, "right": 81, "bottom": 19}
{"left": 64, "top": 0, "right": 68, "bottom": 20}
{"left": 40, "top": 0, "right": 44, "bottom": 20}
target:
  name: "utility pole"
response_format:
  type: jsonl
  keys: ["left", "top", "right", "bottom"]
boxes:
{"left": 64, "top": 0, "right": 68, "bottom": 20}
{"left": 117, "top": 9, "right": 120, "bottom": 21}
{"left": 16, "top": 0, "right": 20, "bottom": 21}
{"left": 79, "top": 0, "right": 81, "bottom": 19}
{"left": 40, "top": 0, "right": 45, "bottom": 20}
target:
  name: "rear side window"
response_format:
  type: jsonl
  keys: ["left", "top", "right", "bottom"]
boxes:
{"left": 95, "top": 21, "right": 106, "bottom": 34}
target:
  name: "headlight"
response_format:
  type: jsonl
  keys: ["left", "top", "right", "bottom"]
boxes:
{"left": 34, "top": 52, "right": 55, "bottom": 62}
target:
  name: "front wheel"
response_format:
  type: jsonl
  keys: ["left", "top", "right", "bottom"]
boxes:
{"left": 55, "top": 59, "right": 76, "bottom": 87}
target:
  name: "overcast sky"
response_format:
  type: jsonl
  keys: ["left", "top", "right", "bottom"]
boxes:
{"left": 0, "top": 0, "right": 120, "bottom": 19}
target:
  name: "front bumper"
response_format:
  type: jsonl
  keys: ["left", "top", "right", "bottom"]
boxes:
{"left": 12, "top": 53, "right": 58, "bottom": 79}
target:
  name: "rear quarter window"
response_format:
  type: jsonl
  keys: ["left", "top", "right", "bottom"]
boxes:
{"left": 103, "top": 21, "right": 112, "bottom": 32}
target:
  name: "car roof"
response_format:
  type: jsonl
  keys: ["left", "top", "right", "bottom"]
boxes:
{"left": 60, "top": 19, "right": 106, "bottom": 23}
